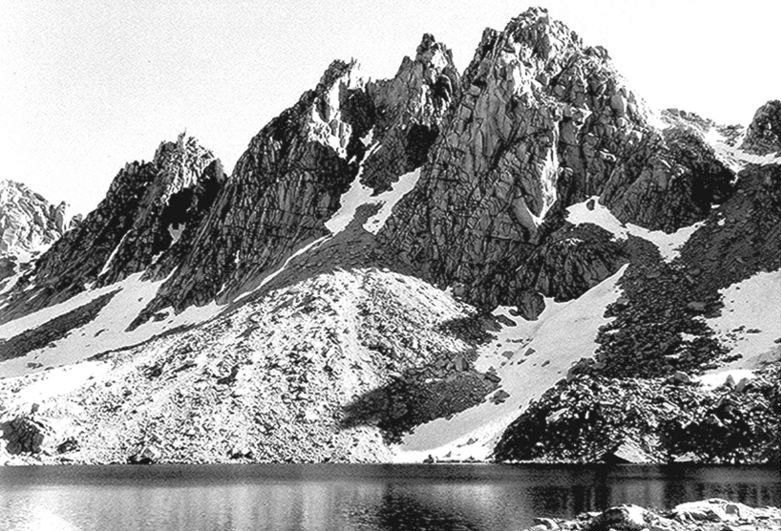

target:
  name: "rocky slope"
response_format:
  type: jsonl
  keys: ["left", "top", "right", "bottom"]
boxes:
{"left": 378, "top": 7, "right": 732, "bottom": 311}
{"left": 520, "top": 499, "right": 781, "bottom": 531}
{"left": 0, "top": 133, "right": 223, "bottom": 322}
{"left": 0, "top": 180, "right": 76, "bottom": 284}
{"left": 137, "top": 33, "right": 460, "bottom": 318}
{"left": 0, "top": 7, "right": 778, "bottom": 466}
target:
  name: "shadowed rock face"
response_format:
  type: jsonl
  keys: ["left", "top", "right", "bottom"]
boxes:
{"left": 0, "top": 134, "right": 222, "bottom": 318}
{"left": 377, "top": 8, "right": 735, "bottom": 311}
{"left": 742, "top": 100, "right": 781, "bottom": 155}
{"left": 361, "top": 33, "right": 461, "bottom": 192}
{"left": 0, "top": 6, "right": 778, "bottom": 467}
{"left": 140, "top": 60, "right": 370, "bottom": 314}
{"left": 141, "top": 36, "right": 461, "bottom": 315}
{"left": 2, "top": 9, "right": 739, "bottom": 321}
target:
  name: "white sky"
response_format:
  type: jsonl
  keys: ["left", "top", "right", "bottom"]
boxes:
{"left": 1, "top": 0, "right": 779, "bottom": 214}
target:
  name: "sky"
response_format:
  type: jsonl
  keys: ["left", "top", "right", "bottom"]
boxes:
{"left": 1, "top": 0, "right": 779, "bottom": 214}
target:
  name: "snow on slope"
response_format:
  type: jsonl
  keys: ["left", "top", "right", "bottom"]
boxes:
{"left": 703, "top": 128, "right": 781, "bottom": 172}
{"left": 394, "top": 264, "right": 628, "bottom": 462}
{"left": 0, "top": 161, "right": 423, "bottom": 380}
{"left": 567, "top": 198, "right": 703, "bottom": 262}
{"left": 697, "top": 268, "right": 781, "bottom": 388}
{"left": 364, "top": 168, "right": 422, "bottom": 234}
{"left": 325, "top": 172, "right": 378, "bottom": 234}
{"left": 2, "top": 360, "right": 110, "bottom": 413}
{"left": 234, "top": 235, "right": 330, "bottom": 303}
{"left": 98, "top": 231, "right": 129, "bottom": 277}
{"left": 0, "top": 273, "right": 223, "bottom": 378}
{"left": 326, "top": 163, "right": 421, "bottom": 236}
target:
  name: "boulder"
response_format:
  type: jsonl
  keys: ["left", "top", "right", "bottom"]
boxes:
{"left": 669, "top": 371, "right": 692, "bottom": 385}
{"left": 742, "top": 100, "right": 781, "bottom": 155}
{"left": 57, "top": 437, "right": 79, "bottom": 454}
{"left": 128, "top": 445, "right": 162, "bottom": 465}
{"left": 605, "top": 438, "right": 655, "bottom": 463}
{"left": 685, "top": 301, "right": 708, "bottom": 313}
{"left": 587, "top": 504, "right": 648, "bottom": 530}
{"left": 491, "top": 389, "right": 510, "bottom": 404}
{"left": 673, "top": 498, "right": 761, "bottom": 523}
{"left": 0, "top": 416, "right": 49, "bottom": 454}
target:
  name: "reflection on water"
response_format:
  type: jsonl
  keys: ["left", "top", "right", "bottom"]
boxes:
{"left": 1, "top": 464, "right": 779, "bottom": 530}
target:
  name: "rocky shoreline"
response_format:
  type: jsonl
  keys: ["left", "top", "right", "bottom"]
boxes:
{"left": 521, "top": 499, "right": 781, "bottom": 531}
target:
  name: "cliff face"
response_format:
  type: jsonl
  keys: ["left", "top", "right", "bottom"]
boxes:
{"left": 0, "top": 134, "right": 222, "bottom": 319}
{"left": 141, "top": 35, "right": 461, "bottom": 317}
{"left": 378, "top": 7, "right": 733, "bottom": 310}
{"left": 742, "top": 100, "right": 781, "bottom": 155}
{"left": 0, "top": 180, "right": 75, "bottom": 279}
{"left": 0, "top": 7, "right": 778, "bottom": 466}
{"left": 0, "top": 180, "right": 79, "bottom": 293}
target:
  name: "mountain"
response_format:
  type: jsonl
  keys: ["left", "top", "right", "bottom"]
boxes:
{"left": 0, "top": 179, "right": 78, "bottom": 287}
{"left": 0, "top": 7, "right": 778, "bottom": 465}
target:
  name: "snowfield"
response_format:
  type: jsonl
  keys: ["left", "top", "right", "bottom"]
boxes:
{"left": 703, "top": 128, "right": 781, "bottom": 172}
{"left": 326, "top": 165, "right": 421, "bottom": 236}
{"left": 394, "top": 264, "right": 628, "bottom": 462}
{"left": 0, "top": 273, "right": 224, "bottom": 379}
{"left": 697, "top": 268, "right": 781, "bottom": 388}
{"left": 566, "top": 198, "right": 703, "bottom": 262}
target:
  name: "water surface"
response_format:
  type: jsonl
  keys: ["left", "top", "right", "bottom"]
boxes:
{"left": 1, "top": 464, "right": 779, "bottom": 530}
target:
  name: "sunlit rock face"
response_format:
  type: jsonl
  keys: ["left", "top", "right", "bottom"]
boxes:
{"left": 0, "top": 180, "right": 72, "bottom": 263}
{"left": 1, "top": 134, "right": 222, "bottom": 317}
{"left": 378, "top": 7, "right": 733, "bottom": 309}
{"left": 0, "top": 6, "right": 777, "bottom": 467}
{"left": 141, "top": 35, "right": 461, "bottom": 315}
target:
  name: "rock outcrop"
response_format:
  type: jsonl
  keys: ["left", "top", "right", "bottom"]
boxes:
{"left": 141, "top": 34, "right": 460, "bottom": 316}
{"left": 0, "top": 415, "right": 49, "bottom": 455}
{"left": 2, "top": 134, "right": 223, "bottom": 318}
{"left": 494, "top": 161, "right": 781, "bottom": 464}
{"left": 521, "top": 500, "right": 781, "bottom": 531}
{"left": 139, "top": 61, "right": 369, "bottom": 313}
{"left": 742, "top": 100, "right": 781, "bottom": 155}
{"left": 0, "top": 180, "right": 74, "bottom": 281}
{"left": 360, "top": 34, "right": 461, "bottom": 192}
{"left": 379, "top": 7, "right": 733, "bottom": 310}
{"left": 0, "top": 7, "right": 777, "bottom": 467}
{"left": 493, "top": 363, "right": 780, "bottom": 464}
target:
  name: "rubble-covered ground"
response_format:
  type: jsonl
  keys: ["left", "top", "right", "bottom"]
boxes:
{"left": 521, "top": 499, "right": 781, "bottom": 531}
{"left": 0, "top": 267, "right": 502, "bottom": 465}
{"left": 494, "top": 363, "right": 780, "bottom": 464}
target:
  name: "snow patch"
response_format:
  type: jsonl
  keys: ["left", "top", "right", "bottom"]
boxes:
{"left": 3, "top": 360, "right": 110, "bottom": 412}
{"left": 325, "top": 175, "right": 376, "bottom": 235}
{"left": 704, "top": 128, "right": 781, "bottom": 172}
{"left": 364, "top": 168, "right": 422, "bottom": 234}
{"left": 324, "top": 143, "right": 379, "bottom": 235}
{"left": 360, "top": 127, "right": 374, "bottom": 146}
{"left": 697, "top": 369, "right": 755, "bottom": 390}
{"left": 326, "top": 157, "right": 420, "bottom": 236}
{"left": 394, "top": 264, "right": 628, "bottom": 462}
{"left": 703, "top": 268, "right": 781, "bottom": 375}
{"left": 168, "top": 223, "right": 184, "bottom": 245}
{"left": 567, "top": 197, "right": 703, "bottom": 262}
{"left": 98, "top": 231, "right": 129, "bottom": 277}
{"left": 0, "top": 271, "right": 23, "bottom": 296}
{"left": 234, "top": 235, "right": 329, "bottom": 303}
{"left": 0, "top": 273, "right": 224, "bottom": 378}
